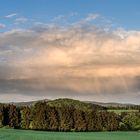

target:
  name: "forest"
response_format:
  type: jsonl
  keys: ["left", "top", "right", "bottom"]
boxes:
{"left": 0, "top": 99, "right": 140, "bottom": 131}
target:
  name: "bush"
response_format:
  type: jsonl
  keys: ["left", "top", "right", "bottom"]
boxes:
{"left": 122, "top": 113, "right": 140, "bottom": 131}
{"left": 119, "top": 122, "right": 128, "bottom": 131}
{"left": 2, "top": 125, "right": 14, "bottom": 129}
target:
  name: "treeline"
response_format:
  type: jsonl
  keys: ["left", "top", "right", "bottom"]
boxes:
{"left": 0, "top": 100, "right": 140, "bottom": 131}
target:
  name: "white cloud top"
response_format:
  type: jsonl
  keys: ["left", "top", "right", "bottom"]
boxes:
{"left": 5, "top": 13, "right": 17, "bottom": 18}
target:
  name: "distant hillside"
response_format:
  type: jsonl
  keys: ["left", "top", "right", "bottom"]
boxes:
{"left": 85, "top": 101, "right": 140, "bottom": 109}
{"left": 7, "top": 98, "right": 140, "bottom": 110}
{"left": 46, "top": 98, "right": 105, "bottom": 111}
{"left": 10, "top": 99, "right": 49, "bottom": 107}
{"left": 8, "top": 98, "right": 105, "bottom": 111}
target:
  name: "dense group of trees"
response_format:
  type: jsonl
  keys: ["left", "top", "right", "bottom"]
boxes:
{"left": 0, "top": 99, "right": 139, "bottom": 132}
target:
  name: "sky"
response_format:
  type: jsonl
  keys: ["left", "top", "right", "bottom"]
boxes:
{"left": 0, "top": 0, "right": 140, "bottom": 104}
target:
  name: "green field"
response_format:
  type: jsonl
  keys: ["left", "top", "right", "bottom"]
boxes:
{"left": 108, "top": 109, "right": 139, "bottom": 114}
{"left": 0, "top": 129, "right": 139, "bottom": 140}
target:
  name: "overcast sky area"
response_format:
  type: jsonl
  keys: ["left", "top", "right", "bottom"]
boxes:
{"left": 0, "top": 0, "right": 140, "bottom": 104}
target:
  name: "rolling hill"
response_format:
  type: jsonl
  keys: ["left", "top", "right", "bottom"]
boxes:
{"left": 7, "top": 98, "right": 140, "bottom": 110}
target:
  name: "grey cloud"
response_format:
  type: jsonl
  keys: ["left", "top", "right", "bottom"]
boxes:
{"left": 0, "top": 76, "right": 140, "bottom": 104}
{"left": 0, "top": 23, "right": 6, "bottom": 29}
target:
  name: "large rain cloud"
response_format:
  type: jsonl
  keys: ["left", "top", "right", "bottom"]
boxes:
{"left": 0, "top": 25, "right": 140, "bottom": 103}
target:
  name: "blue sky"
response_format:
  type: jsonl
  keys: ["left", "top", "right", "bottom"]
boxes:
{"left": 0, "top": 0, "right": 140, "bottom": 31}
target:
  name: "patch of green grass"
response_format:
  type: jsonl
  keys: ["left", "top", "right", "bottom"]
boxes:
{"left": 108, "top": 109, "right": 139, "bottom": 114}
{"left": 0, "top": 129, "right": 140, "bottom": 140}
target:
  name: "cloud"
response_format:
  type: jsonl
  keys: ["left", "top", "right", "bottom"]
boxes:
{"left": 52, "top": 15, "right": 65, "bottom": 22}
{"left": 84, "top": 13, "right": 99, "bottom": 22}
{"left": 0, "top": 24, "right": 140, "bottom": 103}
{"left": 15, "top": 18, "right": 28, "bottom": 24}
{"left": 5, "top": 13, "right": 17, "bottom": 18}
{"left": 0, "top": 23, "right": 6, "bottom": 29}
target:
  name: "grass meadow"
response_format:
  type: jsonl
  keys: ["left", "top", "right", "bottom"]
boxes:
{"left": 0, "top": 129, "right": 140, "bottom": 140}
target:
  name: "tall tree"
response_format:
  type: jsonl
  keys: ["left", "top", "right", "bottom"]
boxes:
{"left": 73, "top": 109, "right": 87, "bottom": 131}
{"left": 32, "top": 102, "right": 47, "bottom": 130}
{"left": 46, "top": 107, "right": 58, "bottom": 131}
{"left": 20, "top": 106, "right": 31, "bottom": 129}
{"left": 85, "top": 111, "right": 98, "bottom": 131}
{"left": 58, "top": 107, "right": 74, "bottom": 131}
{"left": 8, "top": 105, "right": 19, "bottom": 128}
{"left": 0, "top": 104, "right": 4, "bottom": 127}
